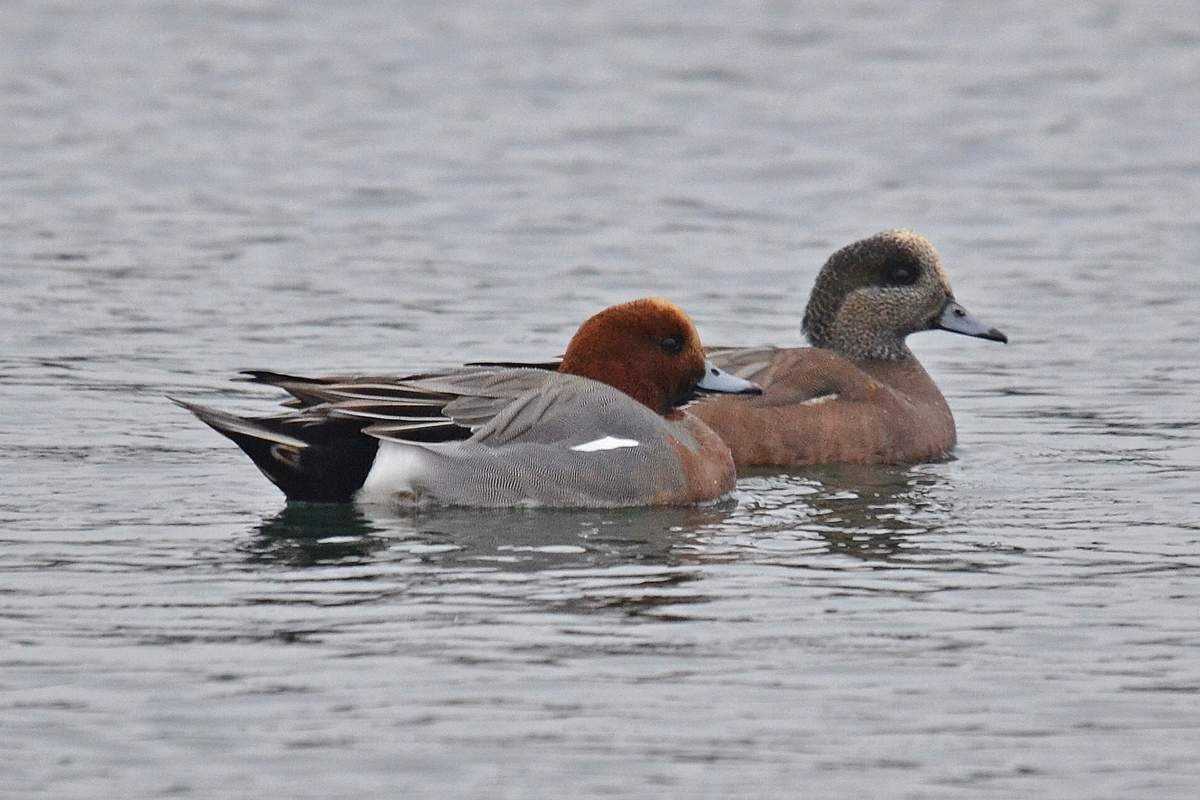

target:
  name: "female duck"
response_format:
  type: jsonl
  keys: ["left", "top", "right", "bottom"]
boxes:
{"left": 692, "top": 230, "right": 1007, "bottom": 466}
{"left": 176, "top": 298, "right": 760, "bottom": 507}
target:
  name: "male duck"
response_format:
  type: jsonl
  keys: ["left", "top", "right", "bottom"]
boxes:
{"left": 175, "top": 298, "right": 760, "bottom": 507}
{"left": 691, "top": 230, "right": 1007, "bottom": 466}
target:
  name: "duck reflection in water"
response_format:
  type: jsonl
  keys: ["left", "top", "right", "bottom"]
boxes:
{"left": 243, "top": 502, "right": 739, "bottom": 618}
{"left": 245, "top": 467, "right": 952, "bottom": 570}
{"left": 729, "top": 463, "right": 952, "bottom": 563}
{"left": 244, "top": 503, "right": 391, "bottom": 567}
{"left": 248, "top": 502, "right": 737, "bottom": 569}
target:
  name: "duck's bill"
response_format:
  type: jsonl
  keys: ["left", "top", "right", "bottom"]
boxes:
{"left": 935, "top": 300, "right": 1008, "bottom": 343}
{"left": 696, "top": 361, "right": 763, "bottom": 395}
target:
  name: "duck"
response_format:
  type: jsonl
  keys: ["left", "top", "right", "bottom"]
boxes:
{"left": 173, "top": 298, "right": 761, "bottom": 507}
{"left": 690, "top": 229, "right": 1007, "bottom": 466}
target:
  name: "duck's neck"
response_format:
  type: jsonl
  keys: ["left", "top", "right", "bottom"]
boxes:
{"left": 810, "top": 328, "right": 912, "bottom": 362}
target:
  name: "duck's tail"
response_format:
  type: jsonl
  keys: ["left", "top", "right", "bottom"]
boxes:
{"left": 170, "top": 398, "right": 378, "bottom": 503}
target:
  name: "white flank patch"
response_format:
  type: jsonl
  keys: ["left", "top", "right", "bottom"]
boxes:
{"left": 358, "top": 440, "right": 427, "bottom": 498}
{"left": 571, "top": 435, "right": 640, "bottom": 452}
{"left": 800, "top": 393, "right": 839, "bottom": 407}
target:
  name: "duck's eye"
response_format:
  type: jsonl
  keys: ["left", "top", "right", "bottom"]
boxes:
{"left": 883, "top": 254, "right": 920, "bottom": 286}
{"left": 659, "top": 336, "right": 683, "bottom": 355}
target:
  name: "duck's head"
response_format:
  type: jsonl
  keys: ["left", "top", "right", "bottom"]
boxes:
{"left": 560, "top": 297, "right": 761, "bottom": 414}
{"left": 801, "top": 229, "right": 1007, "bottom": 361}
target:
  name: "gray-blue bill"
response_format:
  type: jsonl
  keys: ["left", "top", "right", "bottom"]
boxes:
{"left": 936, "top": 300, "right": 1008, "bottom": 343}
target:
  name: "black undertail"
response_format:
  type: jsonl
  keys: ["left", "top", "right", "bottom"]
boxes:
{"left": 172, "top": 398, "right": 379, "bottom": 503}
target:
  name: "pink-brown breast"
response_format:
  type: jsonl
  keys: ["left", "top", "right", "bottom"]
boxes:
{"left": 660, "top": 410, "right": 738, "bottom": 503}
{"left": 692, "top": 348, "right": 957, "bottom": 467}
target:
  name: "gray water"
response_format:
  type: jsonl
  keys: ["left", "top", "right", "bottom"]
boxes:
{"left": 2, "top": 1, "right": 1199, "bottom": 797}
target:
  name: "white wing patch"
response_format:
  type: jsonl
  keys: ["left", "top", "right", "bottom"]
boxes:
{"left": 800, "top": 393, "right": 839, "bottom": 406}
{"left": 571, "top": 435, "right": 640, "bottom": 452}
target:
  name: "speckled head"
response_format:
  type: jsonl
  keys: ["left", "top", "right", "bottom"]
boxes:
{"left": 801, "top": 230, "right": 1007, "bottom": 361}
{"left": 560, "top": 297, "right": 760, "bottom": 414}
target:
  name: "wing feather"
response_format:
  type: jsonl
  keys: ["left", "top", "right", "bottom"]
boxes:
{"left": 232, "top": 366, "right": 570, "bottom": 445}
{"left": 704, "top": 345, "right": 783, "bottom": 382}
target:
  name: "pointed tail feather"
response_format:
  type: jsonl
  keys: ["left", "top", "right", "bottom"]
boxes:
{"left": 170, "top": 397, "right": 378, "bottom": 503}
{"left": 236, "top": 371, "right": 337, "bottom": 408}
{"left": 238, "top": 370, "right": 328, "bottom": 387}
